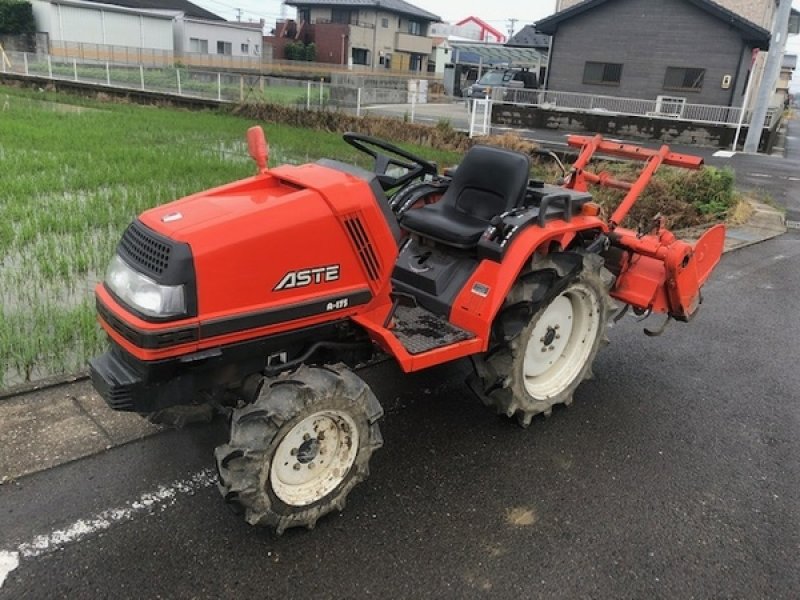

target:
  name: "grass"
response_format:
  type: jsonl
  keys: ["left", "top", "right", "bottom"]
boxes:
{"left": 0, "top": 85, "right": 460, "bottom": 389}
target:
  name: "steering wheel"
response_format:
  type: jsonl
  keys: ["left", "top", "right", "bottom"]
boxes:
{"left": 343, "top": 132, "right": 438, "bottom": 190}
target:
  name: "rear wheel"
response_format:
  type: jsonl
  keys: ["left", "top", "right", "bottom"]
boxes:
{"left": 215, "top": 364, "right": 383, "bottom": 533}
{"left": 479, "top": 253, "right": 613, "bottom": 427}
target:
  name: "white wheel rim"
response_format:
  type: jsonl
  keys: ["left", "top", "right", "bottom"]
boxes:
{"left": 270, "top": 410, "right": 359, "bottom": 507}
{"left": 523, "top": 283, "right": 601, "bottom": 399}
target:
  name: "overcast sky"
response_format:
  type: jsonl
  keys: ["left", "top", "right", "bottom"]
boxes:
{"left": 193, "top": 0, "right": 800, "bottom": 90}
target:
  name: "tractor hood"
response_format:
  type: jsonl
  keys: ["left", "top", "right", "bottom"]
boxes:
{"left": 118, "top": 163, "right": 397, "bottom": 328}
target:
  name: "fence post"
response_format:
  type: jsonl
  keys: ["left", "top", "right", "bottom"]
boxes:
{"left": 217, "top": 72, "right": 222, "bottom": 101}
{"left": 319, "top": 77, "right": 324, "bottom": 106}
{"left": 483, "top": 98, "right": 491, "bottom": 135}
{"left": 469, "top": 99, "right": 477, "bottom": 138}
{"left": 47, "top": 55, "right": 52, "bottom": 79}
{"left": 73, "top": 59, "right": 78, "bottom": 81}
{"left": 139, "top": 65, "right": 144, "bottom": 91}
{"left": 23, "top": 52, "right": 28, "bottom": 75}
{"left": 240, "top": 74, "right": 244, "bottom": 102}
{"left": 356, "top": 87, "right": 362, "bottom": 117}
{"left": 410, "top": 81, "right": 417, "bottom": 123}
{"left": 306, "top": 81, "right": 311, "bottom": 110}
{"left": 176, "top": 68, "right": 182, "bottom": 95}
{"left": 105, "top": 62, "right": 110, "bottom": 86}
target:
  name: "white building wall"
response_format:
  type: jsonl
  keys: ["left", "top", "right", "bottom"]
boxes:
{"left": 31, "top": 0, "right": 173, "bottom": 50}
{"left": 180, "top": 19, "right": 262, "bottom": 57}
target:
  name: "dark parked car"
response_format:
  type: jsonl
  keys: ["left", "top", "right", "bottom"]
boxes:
{"left": 464, "top": 69, "right": 538, "bottom": 108}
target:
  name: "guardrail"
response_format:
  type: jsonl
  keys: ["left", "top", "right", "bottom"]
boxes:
{"left": 496, "top": 87, "right": 779, "bottom": 128}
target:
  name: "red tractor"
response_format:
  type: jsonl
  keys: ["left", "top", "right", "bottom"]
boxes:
{"left": 90, "top": 127, "right": 725, "bottom": 533}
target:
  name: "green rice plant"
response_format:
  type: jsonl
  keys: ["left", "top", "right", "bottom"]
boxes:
{"left": 0, "top": 84, "right": 461, "bottom": 389}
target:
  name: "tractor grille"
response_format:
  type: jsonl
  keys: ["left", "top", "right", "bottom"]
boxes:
{"left": 119, "top": 221, "right": 172, "bottom": 277}
{"left": 344, "top": 215, "right": 380, "bottom": 281}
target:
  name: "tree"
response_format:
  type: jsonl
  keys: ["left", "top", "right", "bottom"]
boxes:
{"left": 0, "top": 1, "right": 35, "bottom": 35}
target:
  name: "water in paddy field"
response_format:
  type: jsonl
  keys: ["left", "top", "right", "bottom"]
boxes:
{"left": 2, "top": 93, "right": 102, "bottom": 114}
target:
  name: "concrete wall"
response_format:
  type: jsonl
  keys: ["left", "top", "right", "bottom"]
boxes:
{"left": 330, "top": 72, "right": 416, "bottom": 105}
{"left": 31, "top": 0, "right": 174, "bottom": 50}
{"left": 492, "top": 102, "right": 779, "bottom": 151}
{"left": 547, "top": 0, "right": 753, "bottom": 106}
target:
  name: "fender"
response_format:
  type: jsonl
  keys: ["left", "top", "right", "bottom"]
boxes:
{"left": 448, "top": 217, "right": 609, "bottom": 347}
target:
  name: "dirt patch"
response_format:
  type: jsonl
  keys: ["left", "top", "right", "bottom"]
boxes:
{"left": 505, "top": 506, "right": 538, "bottom": 527}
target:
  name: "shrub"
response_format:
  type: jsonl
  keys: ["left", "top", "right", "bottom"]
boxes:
{"left": 0, "top": 0, "right": 34, "bottom": 34}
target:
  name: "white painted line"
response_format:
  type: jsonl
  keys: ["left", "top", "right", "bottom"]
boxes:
{"left": 748, "top": 173, "right": 772, "bottom": 178}
{"left": 0, "top": 552, "right": 19, "bottom": 588}
{"left": 0, "top": 468, "right": 216, "bottom": 589}
{"left": 713, "top": 150, "right": 736, "bottom": 158}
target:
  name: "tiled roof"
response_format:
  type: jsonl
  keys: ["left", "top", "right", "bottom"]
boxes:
{"left": 78, "top": 0, "right": 224, "bottom": 21}
{"left": 506, "top": 25, "right": 550, "bottom": 49}
{"left": 536, "top": 0, "right": 770, "bottom": 45}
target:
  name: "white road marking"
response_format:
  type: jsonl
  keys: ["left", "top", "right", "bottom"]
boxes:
{"left": 0, "top": 552, "right": 19, "bottom": 587}
{"left": 0, "top": 468, "right": 216, "bottom": 589}
{"left": 713, "top": 150, "right": 736, "bottom": 158}
{"left": 748, "top": 173, "right": 772, "bottom": 178}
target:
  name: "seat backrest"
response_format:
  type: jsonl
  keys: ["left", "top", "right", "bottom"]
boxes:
{"left": 445, "top": 145, "right": 531, "bottom": 221}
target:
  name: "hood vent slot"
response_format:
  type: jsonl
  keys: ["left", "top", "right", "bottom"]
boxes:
{"left": 344, "top": 215, "right": 380, "bottom": 281}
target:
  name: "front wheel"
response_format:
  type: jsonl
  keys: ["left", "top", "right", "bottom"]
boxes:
{"left": 479, "top": 254, "right": 613, "bottom": 427}
{"left": 215, "top": 364, "right": 383, "bottom": 533}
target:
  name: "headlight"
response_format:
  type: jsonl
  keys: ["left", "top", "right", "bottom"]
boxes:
{"left": 105, "top": 255, "right": 186, "bottom": 318}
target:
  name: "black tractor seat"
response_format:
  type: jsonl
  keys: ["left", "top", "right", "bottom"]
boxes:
{"left": 399, "top": 145, "right": 531, "bottom": 249}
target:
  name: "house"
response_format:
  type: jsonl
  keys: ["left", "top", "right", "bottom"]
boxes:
{"left": 536, "top": 0, "right": 771, "bottom": 107}
{"left": 30, "top": 0, "right": 263, "bottom": 64}
{"left": 453, "top": 16, "right": 506, "bottom": 43}
{"left": 505, "top": 25, "right": 550, "bottom": 51}
{"left": 428, "top": 36, "right": 452, "bottom": 75}
{"left": 274, "top": 0, "right": 440, "bottom": 71}
{"left": 776, "top": 53, "right": 797, "bottom": 106}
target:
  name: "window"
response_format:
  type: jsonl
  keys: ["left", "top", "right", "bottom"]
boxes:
{"left": 189, "top": 38, "right": 208, "bottom": 53}
{"left": 241, "top": 43, "right": 249, "bottom": 54}
{"left": 217, "top": 41, "right": 232, "bottom": 55}
{"left": 583, "top": 61, "right": 623, "bottom": 85}
{"left": 379, "top": 53, "right": 392, "bottom": 69}
{"left": 410, "top": 54, "right": 423, "bottom": 71}
{"left": 331, "top": 8, "right": 353, "bottom": 24}
{"left": 664, "top": 67, "right": 705, "bottom": 91}
{"left": 352, "top": 48, "right": 369, "bottom": 65}
{"left": 407, "top": 20, "right": 421, "bottom": 35}
{"left": 298, "top": 8, "right": 310, "bottom": 23}
{"left": 381, "top": 17, "right": 389, "bottom": 28}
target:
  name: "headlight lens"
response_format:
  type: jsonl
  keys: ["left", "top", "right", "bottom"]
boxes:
{"left": 105, "top": 255, "right": 186, "bottom": 318}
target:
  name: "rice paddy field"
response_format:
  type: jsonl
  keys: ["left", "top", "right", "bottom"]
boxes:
{"left": 0, "top": 85, "right": 460, "bottom": 390}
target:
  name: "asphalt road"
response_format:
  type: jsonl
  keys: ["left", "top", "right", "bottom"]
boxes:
{"left": 1, "top": 230, "right": 799, "bottom": 599}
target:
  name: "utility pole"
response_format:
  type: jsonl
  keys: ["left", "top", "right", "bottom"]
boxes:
{"left": 235, "top": 7, "right": 243, "bottom": 22}
{"left": 507, "top": 18, "right": 518, "bottom": 40}
{"left": 743, "top": 0, "right": 792, "bottom": 153}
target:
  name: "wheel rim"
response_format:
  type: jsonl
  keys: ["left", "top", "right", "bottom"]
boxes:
{"left": 270, "top": 410, "right": 359, "bottom": 507}
{"left": 522, "top": 283, "right": 601, "bottom": 399}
